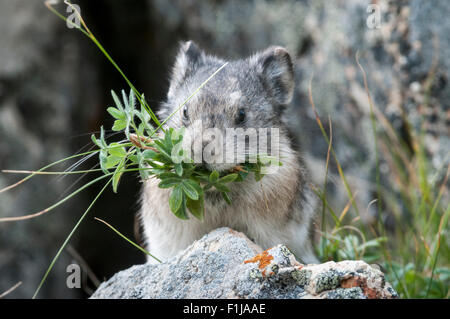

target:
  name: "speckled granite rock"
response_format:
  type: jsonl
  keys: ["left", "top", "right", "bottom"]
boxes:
{"left": 91, "top": 227, "right": 398, "bottom": 299}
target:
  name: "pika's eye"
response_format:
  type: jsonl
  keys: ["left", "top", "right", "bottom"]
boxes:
{"left": 182, "top": 106, "right": 189, "bottom": 120}
{"left": 235, "top": 108, "right": 246, "bottom": 125}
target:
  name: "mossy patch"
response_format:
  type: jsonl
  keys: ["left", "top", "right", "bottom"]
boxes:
{"left": 291, "top": 269, "right": 311, "bottom": 287}
{"left": 314, "top": 269, "right": 341, "bottom": 293}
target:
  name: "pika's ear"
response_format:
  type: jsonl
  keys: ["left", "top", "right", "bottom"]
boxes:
{"left": 253, "top": 46, "right": 295, "bottom": 105}
{"left": 168, "top": 41, "right": 205, "bottom": 99}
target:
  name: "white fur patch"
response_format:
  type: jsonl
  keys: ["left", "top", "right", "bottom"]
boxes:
{"left": 229, "top": 91, "right": 242, "bottom": 104}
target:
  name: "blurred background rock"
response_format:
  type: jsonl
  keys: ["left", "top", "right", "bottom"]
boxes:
{"left": 0, "top": 0, "right": 448, "bottom": 298}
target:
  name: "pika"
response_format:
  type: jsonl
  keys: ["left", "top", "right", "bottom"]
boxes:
{"left": 139, "top": 41, "right": 318, "bottom": 264}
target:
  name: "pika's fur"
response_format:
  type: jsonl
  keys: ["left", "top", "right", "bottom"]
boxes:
{"left": 139, "top": 41, "right": 318, "bottom": 264}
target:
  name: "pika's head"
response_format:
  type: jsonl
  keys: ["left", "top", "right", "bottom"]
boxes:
{"left": 159, "top": 41, "right": 295, "bottom": 172}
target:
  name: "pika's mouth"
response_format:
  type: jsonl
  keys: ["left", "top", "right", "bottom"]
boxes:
{"left": 195, "top": 162, "right": 245, "bottom": 175}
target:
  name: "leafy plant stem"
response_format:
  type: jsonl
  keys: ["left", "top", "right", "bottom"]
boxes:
{"left": 45, "top": 0, "right": 161, "bottom": 130}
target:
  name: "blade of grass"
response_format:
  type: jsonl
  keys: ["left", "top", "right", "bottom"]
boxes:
{"left": 0, "top": 173, "right": 112, "bottom": 222}
{"left": 32, "top": 178, "right": 112, "bottom": 299}
{"left": 425, "top": 163, "right": 450, "bottom": 236}
{"left": 355, "top": 51, "right": 382, "bottom": 227}
{"left": 336, "top": 191, "right": 358, "bottom": 228}
{"left": 354, "top": 53, "right": 404, "bottom": 287}
{"left": 0, "top": 150, "right": 99, "bottom": 194}
{"left": 94, "top": 217, "right": 161, "bottom": 263}
{"left": 308, "top": 74, "right": 362, "bottom": 222}
{"left": 45, "top": 0, "right": 161, "bottom": 130}
{"left": 425, "top": 203, "right": 450, "bottom": 297}
{"left": 0, "top": 281, "right": 22, "bottom": 299}
{"left": 2, "top": 169, "right": 103, "bottom": 175}
{"left": 354, "top": 54, "right": 421, "bottom": 296}
{"left": 310, "top": 184, "right": 340, "bottom": 225}
{"left": 321, "top": 116, "right": 333, "bottom": 258}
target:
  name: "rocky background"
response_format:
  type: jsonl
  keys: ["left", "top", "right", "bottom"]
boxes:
{"left": 0, "top": 0, "right": 448, "bottom": 298}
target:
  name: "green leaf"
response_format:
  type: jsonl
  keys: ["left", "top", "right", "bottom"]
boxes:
{"left": 171, "top": 127, "right": 185, "bottom": 144}
{"left": 107, "top": 107, "right": 124, "bottom": 120}
{"left": 145, "top": 160, "right": 165, "bottom": 169}
{"left": 142, "top": 149, "right": 159, "bottom": 160}
{"left": 209, "top": 170, "right": 219, "bottom": 183}
{"left": 111, "top": 90, "right": 124, "bottom": 111}
{"left": 112, "top": 171, "right": 123, "bottom": 193}
{"left": 214, "top": 183, "right": 230, "bottom": 193}
{"left": 122, "top": 90, "right": 130, "bottom": 110}
{"left": 91, "top": 134, "right": 100, "bottom": 147}
{"left": 203, "top": 183, "right": 213, "bottom": 191}
{"left": 218, "top": 173, "right": 238, "bottom": 184}
{"left": 157, "top": 172, "right": 180, "bottom": 179}
{"left": 222, "top": 192, "right": 232, "bottom": 205}
{"left": 108, "top": 143, "right": 127, "bottom": 158}
{"left": 136, "top": 122, "right": 145, "bottom": 135}
{"left": 112, "top": 119, "right": 127, "bottom": 131}
{"left": 169, "top": 185, "right": 188, "bottom": 219}
{"left": 99, "top": 126, "right": 107, "bottom": 148}
{"left": 175, "top": 163, "right": 183, "bottom": 176}
{"left": 173, "top": 199, "right": 189, "bottom": 220}
{"left": 147, "top": 168, "right": 166, "bottom": 175}
{"left": 138, "top": 94, "right": 152, "bottom": 130}
{"left": 186, "top": 196, "right": 204, "bottom": 221}
{"left": 158, "top": 178, "right": 181, "bottom": 189}
{"left": 153, "top": 139, "right": 166, "bottom": 151}
{"left": 153, "top": 140, "right": 172, "bottom": 162}
{"left": 181, "top": 180, "right": 199, "bottom": 200}
{"left": 128, "top": 89, "right": 136, "bottom": 111}
{"left": 105, "top": 155, "right": 122, "bottom": 169}
{"left": 99, "top": 150, "right": 109, "bottom": 174}
{"left": 195, "top": 174, "right": 210, "bottom": 183}
{"left": 138, "top": 165, "right": 151, "bottom": 180}
{"left": 182, "top": 163, "right": 196, "bottom": 174}
{"left": 164, "top": 128, "right": 174, "bottom": 150}
{"left": 254, "top": 170, "right": 263, "bottom": 182}
{"left": 169, "top": 185, "right": 183, "bottom": 215}
{"left": 188, "top": 179, "right": 203, "bottom": 195}
{"left": 112, "top": 160, "right": 125, "bottom": 193}
{"left": 128, "top": 155, "right": 138, "bottom": 164}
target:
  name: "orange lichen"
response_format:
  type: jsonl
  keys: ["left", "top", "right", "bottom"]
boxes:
{"left": 363, "top": 286, "right": 380, "bottom": 299}
{"left": 340, "top": 276, "right": 360, "bottom": 289}
{"left": 340, "top": 275, "right": 380, "bottom": 299}
{"left": 244, "top": 249, "right": 274, "bottom": 270}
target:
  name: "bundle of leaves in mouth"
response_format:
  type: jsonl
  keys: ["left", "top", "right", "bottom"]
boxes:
{"left": 93, "top": 89, "right": 281, "bottom": 220}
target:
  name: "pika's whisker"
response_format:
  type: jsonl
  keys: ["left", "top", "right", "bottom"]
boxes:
{"left": 57, "top": 162, "right": 101, "bottom": 200}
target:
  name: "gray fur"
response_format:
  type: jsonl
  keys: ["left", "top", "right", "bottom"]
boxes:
{"left": 140, "top": 41, "right": 318, "bottom": 264}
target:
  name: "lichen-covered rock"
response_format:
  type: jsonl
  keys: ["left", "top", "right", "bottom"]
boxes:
{"left": 91, "top": 227, "right": 398, "bottom": 299}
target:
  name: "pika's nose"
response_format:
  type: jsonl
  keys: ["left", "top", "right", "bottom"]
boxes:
{"left": 202, "top": 113, "right": 225, "bottom": 128}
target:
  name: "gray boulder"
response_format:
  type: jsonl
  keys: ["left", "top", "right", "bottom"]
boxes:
{"left": 91, "top": 227, "right": 398, "bottom": 299}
